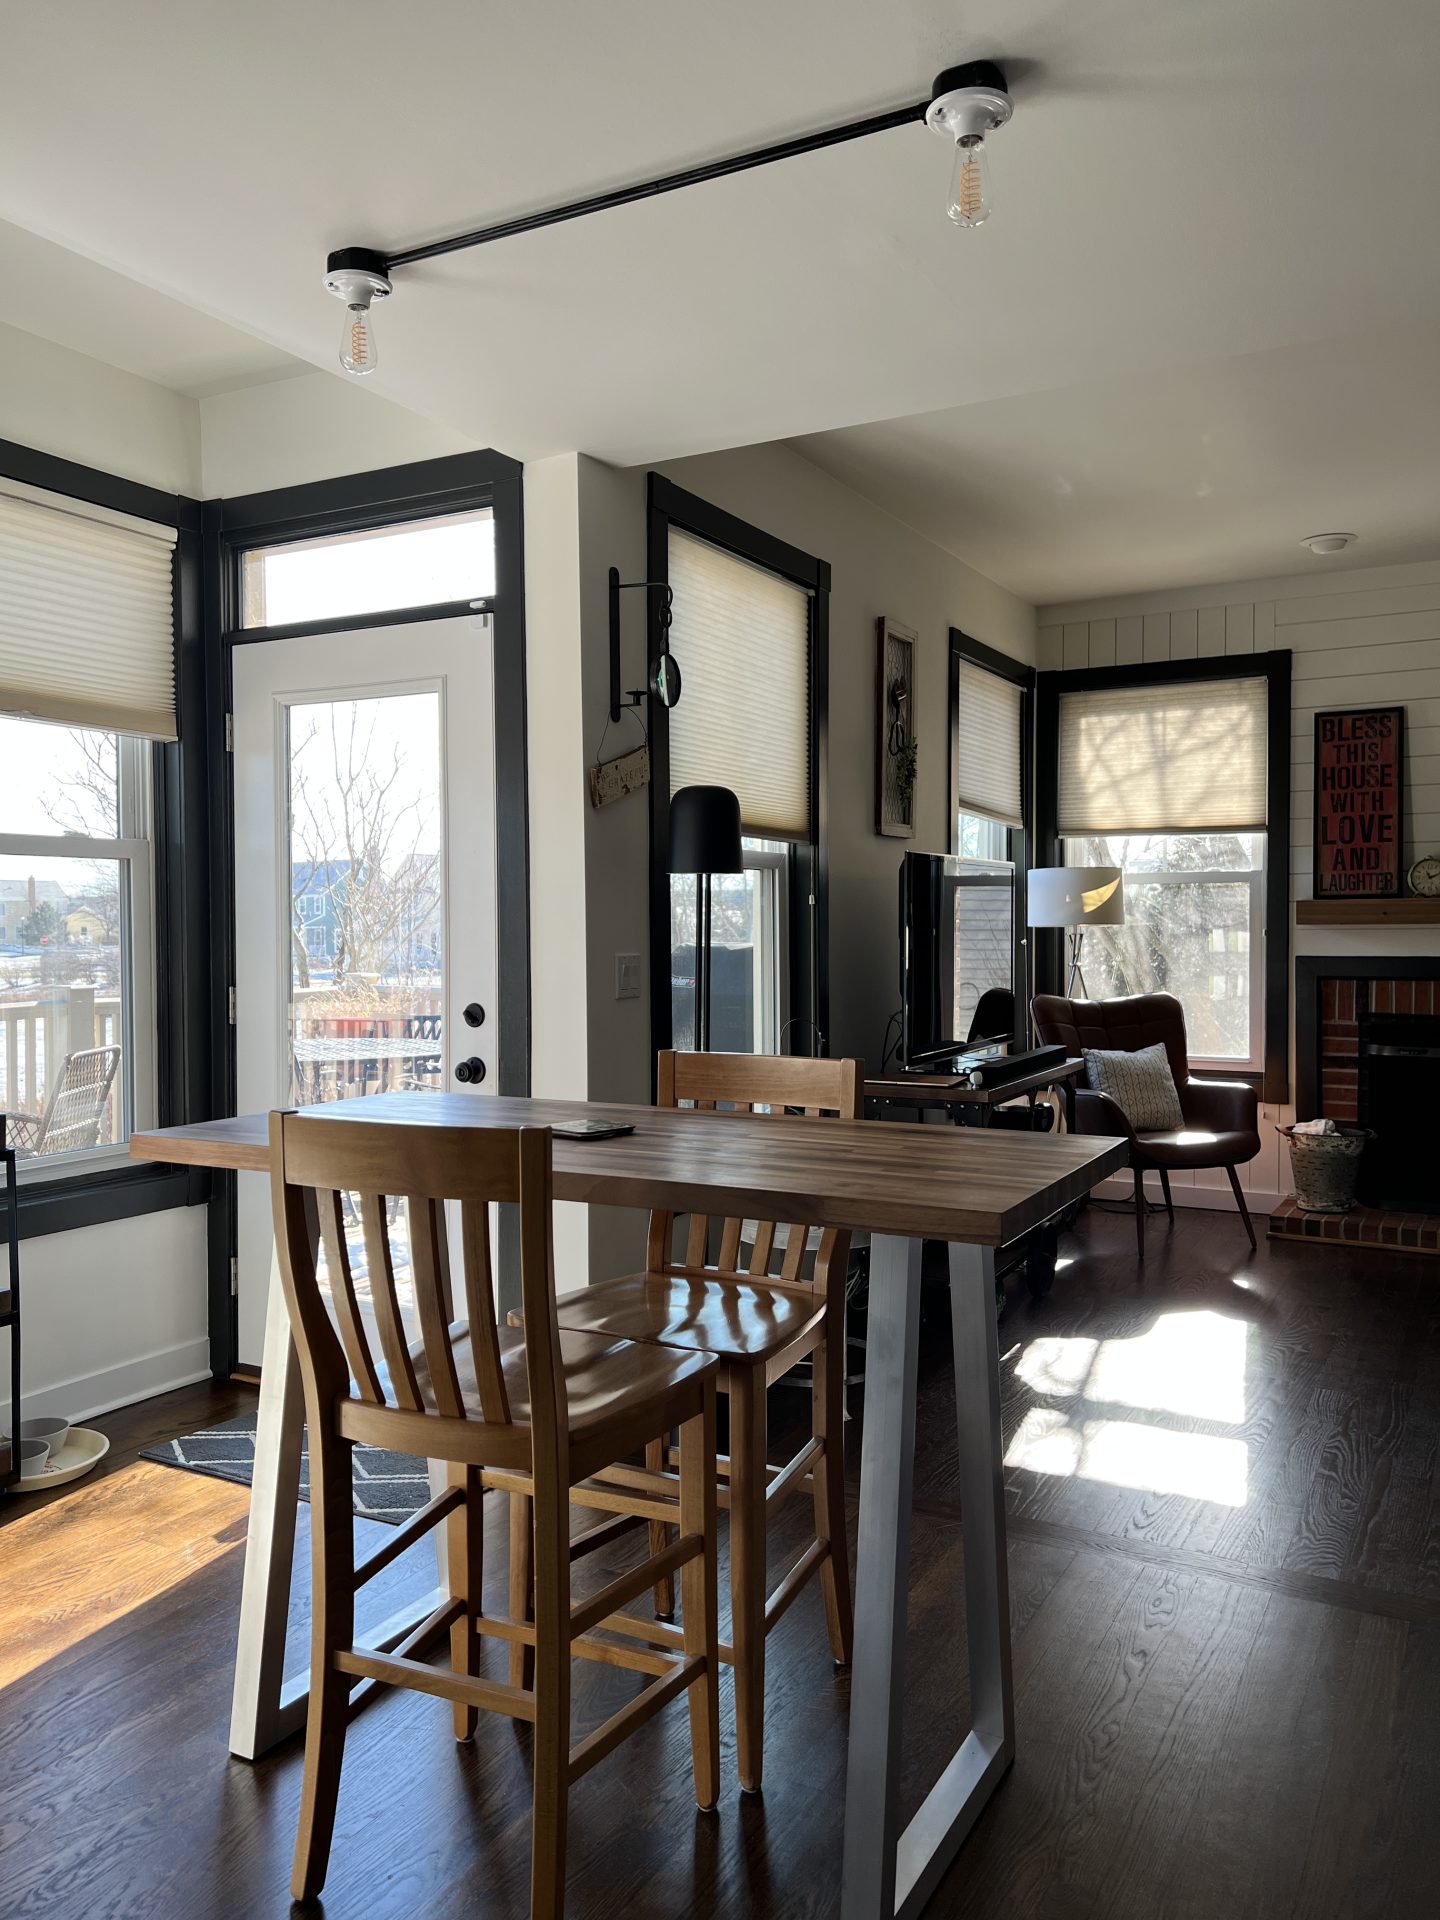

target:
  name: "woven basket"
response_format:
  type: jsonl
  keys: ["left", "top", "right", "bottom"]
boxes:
{"left": 1278, "top": 1125, "right": 1373, "bottom": 1213}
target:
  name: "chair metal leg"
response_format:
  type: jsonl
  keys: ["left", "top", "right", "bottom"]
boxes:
{"left": 1226, "top": 1163, "right": 1258, "bottom": 1250}
{"left": 1158, "top": 1169, "right": 1175, "bottom": 1223}
{"left": 1134, "top": 1167, "right": 1147, "bottom": 1260}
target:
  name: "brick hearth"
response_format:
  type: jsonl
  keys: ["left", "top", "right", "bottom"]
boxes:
{"left": 1269, "top": 1194, "right": 1440, "bottom": 1256}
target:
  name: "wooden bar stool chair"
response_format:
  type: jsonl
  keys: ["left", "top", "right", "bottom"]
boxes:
{"left": 268, "top": 1111, "right": 721, "bottom": 1917}
{"left": 527, "top": 1051, "right": 861, "bottom": 1794}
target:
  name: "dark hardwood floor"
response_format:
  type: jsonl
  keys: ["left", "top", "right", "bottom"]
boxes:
{"left": 1, "top": 1206, "right": 1436, "bottom": 1918}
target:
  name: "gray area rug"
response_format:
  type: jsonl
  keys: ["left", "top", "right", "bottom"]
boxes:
{"left": 141, "top": 1414, "right": 429, "bottom": 1525}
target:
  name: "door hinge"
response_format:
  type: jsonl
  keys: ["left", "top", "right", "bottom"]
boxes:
{"left": 230, "top": 1256, "right": 239, "bottom": 1298}
{"left": 224, "top": 713, "right": 234, "bottom": 752}
{"left": 228, "top": 985, "right": 237, "bottom": 1025}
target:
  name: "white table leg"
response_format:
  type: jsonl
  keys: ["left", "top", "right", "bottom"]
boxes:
{"left": 840, "top": 1237, "right": 1014, "bottom": 1919}
{"left": 228, "top": 1225, "right": 449, "bottom": 1761}
{"left": 229, "top": 1241, "right": 308, "bottom": 1760}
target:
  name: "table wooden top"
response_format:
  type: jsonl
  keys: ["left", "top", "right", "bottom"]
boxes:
{"left": 865, "top": 1057, "right": 1085, "bottom": 1106}
{"left": 132, "top": 1093, "right": 1127, "bottom": 1248}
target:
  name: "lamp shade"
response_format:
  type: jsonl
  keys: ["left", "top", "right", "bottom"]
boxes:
{"left": 669, "top": 785, "right": 743, "bottom": 875}
{"left": 1026, "top": 866, "right": 1124, "bottom": 928}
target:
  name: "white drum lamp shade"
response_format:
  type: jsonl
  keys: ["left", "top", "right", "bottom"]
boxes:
{"left": 1026, "top": 867, "right": 1124, "bottom": 928}
{"left": 1026, "top": 866, "right": 1124, "bottom": 999}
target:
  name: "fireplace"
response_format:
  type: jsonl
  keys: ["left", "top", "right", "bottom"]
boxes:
{"left": 1358, "top": 1009, "right": 1440, "bottom": 1210}
{"left": 1280, "top": 959, "right": 1440, "bottom": 1249}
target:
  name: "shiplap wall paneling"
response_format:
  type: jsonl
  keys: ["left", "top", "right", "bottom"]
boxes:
{"left": 1169, "top": 608, "right": 1198, "bottom": 658}
{"left": 1116, "top": 614, "right": 1144, "bottom": 664}
{"left": 1143, "top": 612, "right": 1170, "bottom": 661}
{"left": 1063, "top": 621, "right": 1089, "bottom": 668}
{"left": 1197, "top": 605, "right": 1226, "bottom": 657}
{"left": 1088, "top": 617, "right": 1116, "bottom": 666}
{"left": 1225, "top": 604, "right": 1254, "bottom": 654}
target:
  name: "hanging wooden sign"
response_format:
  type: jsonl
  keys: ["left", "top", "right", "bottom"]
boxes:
{"left": 1313, "top": 706, "right": 1405, "bottom": 898}
{"left": 588, "top": 743, "right": 650, "bottom": 810}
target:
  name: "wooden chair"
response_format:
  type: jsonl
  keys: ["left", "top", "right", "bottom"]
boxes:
{"left": 2, "top": 1044, "right": 121, "bottom": 1157}
{"left": 268, "top": 1110, "right": 721, "bottom": 1915}
{"left": 526, "top": 1051, "right": 861, "bottom": 1794}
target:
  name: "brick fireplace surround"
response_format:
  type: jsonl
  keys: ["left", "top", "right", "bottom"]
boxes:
{"left": 1271, "top": 957, "right": 1440, "bottom": 1255}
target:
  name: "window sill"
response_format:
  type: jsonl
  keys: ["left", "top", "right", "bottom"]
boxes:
{"left": 0, "top": 1160, "right": 207, "bottom": 1244}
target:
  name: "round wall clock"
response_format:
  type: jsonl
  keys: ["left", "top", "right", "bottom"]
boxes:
{"left": 1408, "top": 853, "right": 1440, "bottom": 897}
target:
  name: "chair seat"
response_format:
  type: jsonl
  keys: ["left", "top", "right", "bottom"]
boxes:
{"left": 1131, "top": 1127, "right": 1259, "bottom": 1169}
{"left": 393, "top": 1321, "right": 717, "bottom": 1449}
{"left": 551, "top": 1271, "right": 826, "bottom": 1366}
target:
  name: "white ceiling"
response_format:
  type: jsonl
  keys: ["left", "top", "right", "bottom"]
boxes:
{"left": 793, "top": 322, "right": 1440, "bottom": 602}
{"left": 3, "top": 1, "right": 1440, "bottom": 596}
{"left": 0, "top": 220, "right": 301, "bottom": 397}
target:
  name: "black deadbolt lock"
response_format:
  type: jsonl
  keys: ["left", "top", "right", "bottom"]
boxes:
{"left": 463, "top": 1002, "right": 485, "bottom": 1028}
{"left": 454, "top": 1057, "right": 487, "bottom": 1085}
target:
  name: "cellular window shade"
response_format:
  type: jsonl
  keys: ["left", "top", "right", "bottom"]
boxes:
{"left": 1058, "top": 676, "right": 1267, "bottom": 834}
{"left": 0, "top": 478, "right": 177, "bottom": 739}
{"left": 954, "top": 662, "right": 1025, "bottom": 829}
{"left": 667, "top": 529, "right": 811, "bottom": 839}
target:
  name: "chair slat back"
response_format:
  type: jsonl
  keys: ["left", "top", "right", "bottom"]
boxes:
{"left": 36, "top": 1045, "right": 122, "bottom": 1155}
{"left": 647, "top": 1052, "right": 863, "bottom": 1294}
{"left": 270, "top": 1113, "right": 561, "bottom": 1460}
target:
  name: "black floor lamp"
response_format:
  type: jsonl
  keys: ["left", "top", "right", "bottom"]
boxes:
{"left": 670, "top": 785, "right": 743, "bottom": 1052}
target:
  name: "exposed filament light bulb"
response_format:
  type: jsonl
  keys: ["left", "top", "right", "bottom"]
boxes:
{"left": 341, "top": 300, "right": 378, "bottom": 375}
{"left": 948, "top": 134, "right": 992, "bottom": 227}
{"left": 323, "top": 249, "right": 393, "bottom": 379}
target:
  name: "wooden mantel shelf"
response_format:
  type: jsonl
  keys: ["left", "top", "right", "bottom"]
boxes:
{"left": 1295, "top": 899, "right": 1440, "bottom": 926}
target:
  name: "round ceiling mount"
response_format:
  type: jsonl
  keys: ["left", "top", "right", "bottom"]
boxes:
{"left": 926, "top": 61, "right": 1013, "bottom": 142}
{"left": 1301, "top": 532, "right": 1357, "bottom": 555}
{"left": 323, "top": 246, "right": 392, "bottom": 307}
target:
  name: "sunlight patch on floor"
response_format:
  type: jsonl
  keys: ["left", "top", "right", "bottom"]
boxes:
{"left": 1014, "top": 1309, "right": 1247, "bottom": 1424}
{"left": 1005, "top": 1407, "right": 1249, "bottom": 1505}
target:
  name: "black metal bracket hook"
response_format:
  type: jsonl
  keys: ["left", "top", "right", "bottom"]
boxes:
{"left": 608, "top": 567, "right": 673, "bottom": 722}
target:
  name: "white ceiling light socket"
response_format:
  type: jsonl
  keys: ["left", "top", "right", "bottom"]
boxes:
{"left": 324, "top": 247, "right": 392, "bottom": 376}
{"left": 1301, "top": 533, "right": 1357, "bottom": 555}
{"left": 926, "top": 61, "right": 1013, "bottom": 227}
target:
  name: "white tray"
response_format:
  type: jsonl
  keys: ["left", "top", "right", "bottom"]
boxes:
{"left": 19, "top": 1425, "right": 109, "bottom": 1489}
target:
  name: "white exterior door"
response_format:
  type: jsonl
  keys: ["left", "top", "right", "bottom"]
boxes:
{"left": 231, "top": 615, "right": 497, "bottom": 1367}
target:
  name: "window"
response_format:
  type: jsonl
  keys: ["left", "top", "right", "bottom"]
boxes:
{"left": 0, "top": 716, "right": 155, "bottom": 1174}
{"left": 949, "top": 636, "right": 1033, "bottom": 1047}
{"left": 1037, "top": 654, "right": 1291, "bottom": 1098}
{"left": 651, "top": 477, "right": 827, "bottom": 1059}
{"left": 671, "top": 838, "right": 788, "bottom": 1053}
{"left": 1062, "top": 832, "right": 1264, "bottom": 1069}
{"left": 240, "top": 508, "right": 496, "bottom": 629}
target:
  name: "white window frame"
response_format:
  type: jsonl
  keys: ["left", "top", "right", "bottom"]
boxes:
{"left": 1065, "top": 834, "right": 1266, "bottom": 1074}
{"left": 0, "top": 734, "right": 156, "bottom": 1181}
{"left": 743, "top": 838, "right": 790, "bottom": 1055}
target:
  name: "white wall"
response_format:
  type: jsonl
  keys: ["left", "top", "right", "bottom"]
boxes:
{"left": 1039, "top": 558, "right": 1440, "bottom": 1210}
{"left": 0, "top": 318, "right": 200, "bottom": 494}
{"left": 0, "top": 1209, "right": 210, "bottom": 1428}
{"left": 199, "top": 370, "right": 477, "bottom": 497}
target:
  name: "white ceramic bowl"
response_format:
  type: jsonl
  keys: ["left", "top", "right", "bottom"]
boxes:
{"left": 18, "top": 1437, "right": 50, "bottom": 1476}
{"left": 21, "top": 1414, "right": 70, "bottom": 1453}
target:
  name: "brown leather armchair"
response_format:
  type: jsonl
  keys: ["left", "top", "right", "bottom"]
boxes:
{"left": 1032, "top": 991, "right": 1260, "bottom": 1257}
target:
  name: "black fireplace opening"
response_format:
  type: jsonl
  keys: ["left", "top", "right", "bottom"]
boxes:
{"left": 1357, "top": 1010, "right": 1440, "bottom": 1212}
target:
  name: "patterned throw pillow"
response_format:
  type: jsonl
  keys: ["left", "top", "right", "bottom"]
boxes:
{"left": 1083, "top": 1042, "right": 1184, "bottom": 1132}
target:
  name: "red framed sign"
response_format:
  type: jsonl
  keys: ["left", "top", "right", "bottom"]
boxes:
{"left": 1313, "top": 705, "right": 1406, "bottom": 898}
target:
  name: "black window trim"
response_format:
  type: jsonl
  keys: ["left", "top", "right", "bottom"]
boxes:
{"left": 1034, "top": 649, "right": 1293, "bottom": 1104}
{"left": 205, "top": 449, "right": 529, "bottom": 1366}
{"left": 0, "top": 436, "right": 208, "bottom": 1247}
{"left": 948, "top": 630, "right": 1035, "bottom": 1050}
{"left": 646, "top": 473, "right": 830, "bottom": 1065}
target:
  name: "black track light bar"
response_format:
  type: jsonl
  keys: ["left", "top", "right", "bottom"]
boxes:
{"left": 384, "top": 92, "right": 933, "bottom": 272}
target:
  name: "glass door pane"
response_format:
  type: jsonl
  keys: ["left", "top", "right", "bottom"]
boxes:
{"left": 283, "top": 691, "right": 444, "bottom": 1109}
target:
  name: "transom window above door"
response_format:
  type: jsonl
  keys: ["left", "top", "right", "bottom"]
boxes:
{"left": 240, "top": 507, "right": 495, "bottom": 629}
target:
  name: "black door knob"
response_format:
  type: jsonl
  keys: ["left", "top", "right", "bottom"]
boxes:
{"left": 454, "top": 1056, "right": 487, "bottom": 1085}
{"left": 463, "top": 1002, "right": 485, "bottom": 1028}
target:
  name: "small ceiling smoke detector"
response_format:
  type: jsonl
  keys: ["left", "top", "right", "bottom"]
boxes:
{"left": 1302, "top": 533, "right": 1357, "bottom": 556}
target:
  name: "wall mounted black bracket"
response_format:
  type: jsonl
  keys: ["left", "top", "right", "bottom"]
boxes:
{"left": 608, "top": 566, "right": 674, "bottom": 722}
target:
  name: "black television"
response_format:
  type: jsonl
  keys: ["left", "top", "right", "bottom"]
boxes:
{"left": 899, "top": 851, "right": 1018, "bottom": 1066}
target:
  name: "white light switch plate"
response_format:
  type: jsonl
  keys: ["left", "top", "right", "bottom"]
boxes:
{"left": 615, "top": 952, "right": 641, "bottom": 1000}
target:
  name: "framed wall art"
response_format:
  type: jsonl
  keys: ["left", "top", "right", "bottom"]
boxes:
{"left": 876, "top": 615, "right": 917, "bottom": 837}
{"left": 1312, "top": 705, "right": 1405, "bottom": 898}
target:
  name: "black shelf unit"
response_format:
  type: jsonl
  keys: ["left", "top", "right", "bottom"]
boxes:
{"left": 1, "top": 1116, "right": 20, "bottom": 1492}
